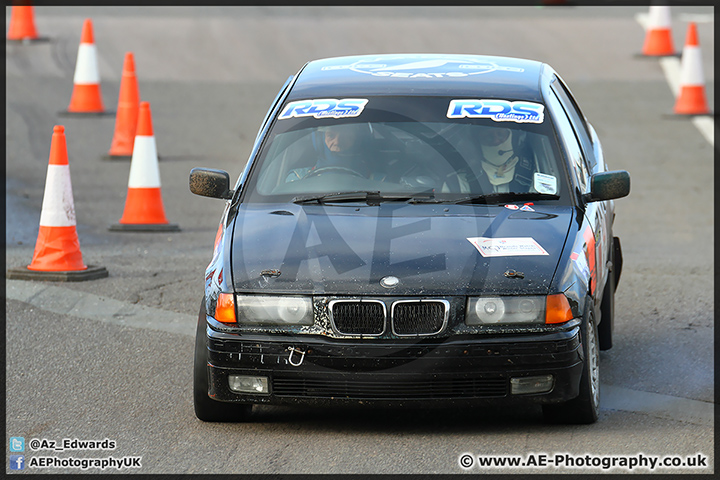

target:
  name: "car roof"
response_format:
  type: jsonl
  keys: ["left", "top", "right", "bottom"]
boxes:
{"left": 286, "top": 53, "right": 549, "bottom": 102}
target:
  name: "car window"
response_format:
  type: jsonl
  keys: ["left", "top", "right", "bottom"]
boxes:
{"left": 244, "top": 96, "right": 569, "bottom": 203}
{"left": 545, "top": 89, "right": 589, "bottom": 193}
{"left": 551, "top": 77, "right": 597, "bottom": 169}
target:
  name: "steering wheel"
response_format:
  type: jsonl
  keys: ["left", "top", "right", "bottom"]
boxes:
{"left": 303, "top": 166, "right": 366, "bottom": 179}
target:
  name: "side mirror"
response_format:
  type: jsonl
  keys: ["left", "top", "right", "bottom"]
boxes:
{"left": 189, "top": 168, "right": 234, "bottom": 199}
{"left": 583, "top": 170, "right": 630, "bottom": 203}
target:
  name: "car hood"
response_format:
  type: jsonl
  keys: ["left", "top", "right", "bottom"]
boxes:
{"left": 230, "top": 203, "right": 574, "bottom": 296}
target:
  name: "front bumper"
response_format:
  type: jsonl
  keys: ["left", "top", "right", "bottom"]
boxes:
{"left": 205, "top": 324, "right": 584, "bottom": 407}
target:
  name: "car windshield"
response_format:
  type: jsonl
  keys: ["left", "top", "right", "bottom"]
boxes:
{"left": 244, "top": 96, "right": 568, "bottom": 204}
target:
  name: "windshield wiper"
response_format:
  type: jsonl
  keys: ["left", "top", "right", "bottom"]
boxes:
{"left": 452, "top": 192, "right": 560, "bottom": 205}
{"left": 404, "top": 192, "right": 559, "bottom": 205}
{"left": 292, "top": 191, "right": 434, "bottom": 206}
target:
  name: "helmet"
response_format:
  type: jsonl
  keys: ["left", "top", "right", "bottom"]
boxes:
{"left": 476, "top": 127, "right": 527, "bottom": 186}
{"left": 314, "top": 122, "right": 373, "bottom": 154}
{"left": 479, "top": 128, "right": 514, "bottom": 166}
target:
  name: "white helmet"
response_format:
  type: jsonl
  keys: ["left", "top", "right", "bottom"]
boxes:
{"left": 478, "top": 128, "right": 518, "bottom": 185}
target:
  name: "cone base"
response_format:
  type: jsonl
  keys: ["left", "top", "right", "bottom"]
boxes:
{"left": 634, "top": 52, "right": 680, "bottom": 59}
{"left": 6, "top": 36, "right": 51, "bottom": 43}
{"left": 7, "top": 265, "right": 109, "bottom": 282}
{"left": 103, "top": 154, "right": 133, "bottom": 161}
{"left": 662, "top": 112, "right": 715, "bottom": 119}
{"left": 109, "top": 223, "right": 180, "bottom": 232}
{"left": 640, "top": 51, "right": 678, "bottom": 58}
{"left": 103, "top": 153, "right": 162, "bottom": 161}
{"left": 107, "top": 147, "right": 134, "bottom": 157}
{"left": 58, "top": 110, "right": 115, "bottom": 117}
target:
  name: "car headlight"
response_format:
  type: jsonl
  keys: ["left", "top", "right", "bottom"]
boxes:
{"left": 235, "top": 295, "right": 313, "bottom": 326}
{"left": 466, "top": 296, "right": 545, "bottom": 325}
{"left": 465, "top": 294, "right": 574, "bottom": 325}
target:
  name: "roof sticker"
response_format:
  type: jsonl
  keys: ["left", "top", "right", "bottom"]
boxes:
{"left": 278, "top": 98, "right": 368, "bottom": 120}
{"left": 321, "top": 55, "right": 525, "bottom": 78}
{"left": 447, "top": 99, "right": 544, "bottom": 124}
{"left": 467, "top": 237, "right": 549, "bottom": 257}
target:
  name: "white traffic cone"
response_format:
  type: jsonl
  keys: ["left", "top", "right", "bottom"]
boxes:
{"left": 62, "top": 19, "right": 109, "bottom": 115}
{"left": 7, "top": 126, "right": 108, "bottom": 281}
{"left": 674, "top": 22, "right": 711, "bottom": 115}
{"left": 641, "top": 6, "right": 676, "bottom": 57}
{"left": 110, "top": 102, "right": 179, "bottom": 232}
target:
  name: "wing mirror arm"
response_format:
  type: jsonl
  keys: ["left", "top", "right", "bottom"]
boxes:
{"left": 189, "top": 168, "right": 234, "bottom": 200}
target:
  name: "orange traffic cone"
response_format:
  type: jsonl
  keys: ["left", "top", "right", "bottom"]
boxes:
{"left": 6, "top": 126, "right": 108, "bottom": 281}
{"left": 7, "top": 5, "right": 44, "bottom": 42}
{"left": 110, "top": 102, "right": 179, "bottom": 232}
{"left": 61, "top": 19, "right": 109, "bottom": 115}
{"left": 641, "top": 6, "right": 676, "bottom": 57}
{"left": 674, "top": 23, "right": 711, "bottom": 116}
{"left": 107, "top": 52, "right": 141, "bottom": 159}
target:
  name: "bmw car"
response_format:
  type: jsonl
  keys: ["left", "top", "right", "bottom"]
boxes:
{"left": 190, "top": 54, "right": 630, "bottom": 424}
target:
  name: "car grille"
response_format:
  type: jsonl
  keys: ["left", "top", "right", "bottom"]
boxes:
{"left": 392, "top": 301, "right": 447, "bottom": 335}
{"left": 329, "top": 299, "right": 449, "bottom": 336}
{"left": 273, "top": 375, "right": 508, "bottom": 399}
{"left": 330, "top": 300, "right": 385, "bottom": 335}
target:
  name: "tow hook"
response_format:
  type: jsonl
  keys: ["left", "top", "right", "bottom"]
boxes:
{"left": 287, "top": 346, "right": 306, "bottom": 367}
{"left": 504, "top": 269, "right": 525, "bottom": 279}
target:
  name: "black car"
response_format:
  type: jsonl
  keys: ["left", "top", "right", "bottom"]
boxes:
{"left": 190, "top": 54, "right": 629, "bottom": 424}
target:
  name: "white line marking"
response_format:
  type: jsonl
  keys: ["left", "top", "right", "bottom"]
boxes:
{"left": 659, "top": 56, "right": 681, "bottom": 97}
{"left": 691, "top": 116, "right": 715, "bottom": 145}
{"left": 678, "top": 13, "right": 714, "bottom": 23}
{"left": 636, "top": 12, "right": 714, "bottom": 27}
{"left": 635, "top": 12, "right": 649, "bottom": 30}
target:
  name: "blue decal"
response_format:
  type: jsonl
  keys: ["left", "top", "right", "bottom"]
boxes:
{"left": 447, "top": 99, "right": 544, "bottom": 123}
{"left": 322, "top": 55, "right": 525, "bottom": 78}
{"left": 279, "top": 98, "right": 368, "bottom": 120}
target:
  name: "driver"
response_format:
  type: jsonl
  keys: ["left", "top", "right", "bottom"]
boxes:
{"left": 473, "top": 126, "right": 534, "bottom": 193}
{"left": 285, "top": 123, "right": 373, "bottom": 182}
{"left": 432, "top": 125, "right": 535, "bottom": 194}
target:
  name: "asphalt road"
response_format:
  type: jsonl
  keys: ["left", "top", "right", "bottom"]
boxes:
{"left": 5, "top": 5, "right": 715, "bottom": 475}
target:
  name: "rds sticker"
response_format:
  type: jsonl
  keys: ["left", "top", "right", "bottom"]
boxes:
{"left": 447, "top": 99, "right": 544, "bottom": 124}
{"left": 279, "top": 98, "right": 368, "bottom": 120}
